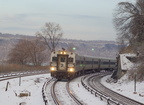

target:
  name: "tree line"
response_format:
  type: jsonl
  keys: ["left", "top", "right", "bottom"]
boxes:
{"left": 8, "top": 22, "right": 63, "bottom": 66}
{"left": 114, "top": 0, "right": 144, "bottom": 54}
{"left": 113, "top": 0, "right": 144, "bottom": 81}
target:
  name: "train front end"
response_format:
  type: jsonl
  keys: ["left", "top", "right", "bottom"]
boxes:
{"left": 50, "top": 50, "right": 76, "bottom": 80}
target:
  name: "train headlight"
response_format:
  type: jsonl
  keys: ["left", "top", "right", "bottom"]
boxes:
{"left": 63, "top": 51, "right": 67, "bottom": 54}
{"left": 50, "top": 67, "right": 56, "bottom": 71}
{"left": 60, "top": 51, "right": 67, "bottom": 54}
{"left": 68, "top": 68, "right": 75, "bottom": 72}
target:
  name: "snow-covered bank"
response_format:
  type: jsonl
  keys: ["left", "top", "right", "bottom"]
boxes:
{"left": 1, "top": 73, "right": 143, "bottom": 105}
{"left": 0, "top": 74, "right": 50, "bottom": 105}
{"left": 70, "top": 77, "right": 107, "bottom": 105}
{"left": 101, "top": 75, "right": 144, "bottom": 104}
{"left": 0, "top": 74, "right": 107, "bottom": 105}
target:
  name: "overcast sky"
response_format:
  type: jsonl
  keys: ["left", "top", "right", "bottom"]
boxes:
{"left": 0, "top": 0, "right": 135, "bottom": 41}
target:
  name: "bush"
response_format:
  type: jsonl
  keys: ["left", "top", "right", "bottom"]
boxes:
{"left": 0, "top": 64, "right": 49, "bottom": 73}
{"left": 137, "top": 65, "right": 144, "bottom": 81}
{"left": 128, "top": 64, "right": 144, "bottom": 82}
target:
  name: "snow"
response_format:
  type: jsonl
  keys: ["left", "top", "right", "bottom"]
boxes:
{"left": 101, "top": 74, "right": 144, "bottom": 104}
{"left": 54, "top": 82, "right": 77, "bottom": 105}
{"left": 120, "top": 53, "right": 136, "bottom": 70}
{"left": 70, "top": 77, "right": 106, "bottom": 105}
{"left": 0, "top": 73, "right": 144, "bottom": 105}
{"left": 0, "top": 74, "right": 50, "bottom": 105}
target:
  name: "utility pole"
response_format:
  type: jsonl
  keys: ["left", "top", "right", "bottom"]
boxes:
{"left": 19, "top": 75, "right": 21, "bottom": 86}
{"left": 134, "top": 73, "right": 137, "bottom": 94}
{"left": 5, "top": 81, "right": 10, "bottom": 91}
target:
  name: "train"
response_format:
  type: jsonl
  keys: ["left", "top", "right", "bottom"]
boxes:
{"left": 50, "top": 50, "right": 116, "bottom": 80}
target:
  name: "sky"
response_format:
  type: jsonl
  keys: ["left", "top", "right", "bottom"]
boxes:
{"left": 0, "top": 0, "right": 135, "bottom": 41}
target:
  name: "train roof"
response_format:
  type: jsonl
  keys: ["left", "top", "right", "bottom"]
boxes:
{"left": 52, "top": 50, "right": 116, "bottom": 60}
{"left": 76, "top": 54, "right": 116, "bottom": 60}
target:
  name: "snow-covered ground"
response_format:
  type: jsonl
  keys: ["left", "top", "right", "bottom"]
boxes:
{"left": 101, "top": 74, "right": 144, "bottom": 104}
{"left": 0, "top": 73, "right": 144, "bottom": 105}
{"left": 120, "top": 53, "right": 136, "bottom": 70}
{"left": 0, "top": 74, "right": 50, "bottom": 105}
{"left": 70, "top": 77, "right": 106, "bottom": 105}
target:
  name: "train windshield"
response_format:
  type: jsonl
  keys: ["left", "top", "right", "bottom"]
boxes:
{"left": 61, "top": 57, "right": 66, "bottom": 62}
{"left": 68, "top": 58, "right": 73, "bottom": 62}
{"left": 52, "top": 57, "right": 57, "bottom": 61}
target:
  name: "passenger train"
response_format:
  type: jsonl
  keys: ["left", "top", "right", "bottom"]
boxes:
{"left": 50, "top": 50, "right": 116, "bottom": 80}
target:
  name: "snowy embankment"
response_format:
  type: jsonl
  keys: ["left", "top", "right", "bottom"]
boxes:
{"left": 0, "top": 74, "right": 107, "bottom": 105}
{"left": 70, "top": 77, "right": 106, "bottom": 105}
{"left": 101, "top": 75, "right": 144, "bottom": 104}
{"left": 0, "top": 74, "right": 50, "bottom": 105}
{"left": 101, "top": 53, "right": 143, "bottom": 104}
{"left": 120, "top": 53, "right": 136, "bottom": 70}
{"left": 0, "top": 73, "right": 143, "bottom": 105}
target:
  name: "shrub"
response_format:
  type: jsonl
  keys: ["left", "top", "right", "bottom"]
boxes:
{"left": 0, "top": 64, "right": 49, "bottom": 73}
{"left": 128, "top": 64, "right": 144, "bottom": 82}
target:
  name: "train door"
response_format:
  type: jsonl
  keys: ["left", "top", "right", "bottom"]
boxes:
{"left": 92, "top": 59, "right": 94, "bottom": 69}
{"left": 58, "top": 55, "right": 68, "bottom": 71}
{"left": 109, "top": 60, "right": 111, "bottom": 68}
{"left": 98, "top": 59, "right": 101, "bottom": 71}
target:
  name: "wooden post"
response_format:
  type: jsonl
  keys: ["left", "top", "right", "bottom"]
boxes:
{"left": 78, "top": 83, "right": 79, "bottom": 87}
{"left": 134, "top": 73, "right": 137, "bottom": 93}
{"left": 5, "top": 81, "right": 10, "bottom": 91}
{"left": 19, "top": 75, "right": 21, "bottom": 86}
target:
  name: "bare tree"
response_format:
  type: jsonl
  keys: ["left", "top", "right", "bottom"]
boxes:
{"left": 8, "top": 40, "right": 29, "bottom": 65}
{"left": 25, "top": 39, "right": 47, "bottom": 66}
{"left": 114, "top": 0, "right": 144, "bottom": 81}
{"left": 36, "top": 22, "right": 63, "bottom": 52}
{"left": 8, "top": 38, "right": 47, "bottom": 66}
{"left": 113, "top": 0, "right": 144, "bottom": 50}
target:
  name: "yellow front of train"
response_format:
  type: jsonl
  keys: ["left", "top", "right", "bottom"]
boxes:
{"left": 50, "top": 50, "right": 76, "bottom": 80}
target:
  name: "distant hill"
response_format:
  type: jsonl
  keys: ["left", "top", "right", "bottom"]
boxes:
{"left": 0, "top": 33, "right": 119, "bottom": 62}
{"left": 58, "top": 39, "right": 118, "bottom": 58}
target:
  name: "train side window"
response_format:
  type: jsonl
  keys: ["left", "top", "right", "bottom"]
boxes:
{"left": 111, "top": 62, "right": 115, "bottom": 65}
{"left": 86, "top": 61, "right": 92, "bottom": 64}
{"left": 103, "top": 62, "right": 109, "bottom": 65}
{"left": 94, "top": 61, "right": 98, "bottom": 64}
{"left": 61, "top": 57, "right": 66, "bottom": 62}
{"left": 68, "top": 58, "right": 73, "bottom": 62}
{"left": 76, "top": 60, "right": 80, "bottom": 64}
{"left": 52, "top": 57, "right": 57, "bottom": 61}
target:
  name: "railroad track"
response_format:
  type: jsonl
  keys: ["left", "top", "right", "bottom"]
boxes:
{"left": 51, "top": 81, "right": 61, "bottom": 105}
{"left": 0, "top": 70, "right": 49, "bottom": 81}
{"left": 66, "top": 80, "right": 83, "bottom": 105}
{"left": 0, "top": 75, "right": 20, "bottom": 81}
{"left": 82, "top": 73, "right": 143, "bottom": 105}
{"left": 44, "top": 79, "right": 83, "bottom": 105}
{"left": 52, "top": 80, "right": 83, "bottom": 105}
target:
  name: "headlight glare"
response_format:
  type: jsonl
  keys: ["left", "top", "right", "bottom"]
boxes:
{"left": 50, "top": 67, "right": 56, "bottom": 71}
{"left": 68, "top": 68, "right": 75, "bottom": 72}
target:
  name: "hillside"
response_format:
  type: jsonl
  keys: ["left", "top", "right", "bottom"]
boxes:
{"left": 0, "top": 33, "right": 118, "bottom": 63}
{"left": 59, "top": 39, "right": 118, "bottom": 58}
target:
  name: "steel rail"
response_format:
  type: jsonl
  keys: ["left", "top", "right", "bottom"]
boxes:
{"left": 91, "top": 75, "right": 143, "bottom": 105}
{"left": 0, "top": 70, "right": 49, "bottom": 81}
{"left": 42, "top": 78, "right": 54, "bottom": 105}
{"left": 82, "top": 73, "right": 143, "bottom": 105}
{"left": 51, "top": 81, "right": 62, "bottom": 105}
{"left": 66, "top": 81, "right": 83, "bottom": 105}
